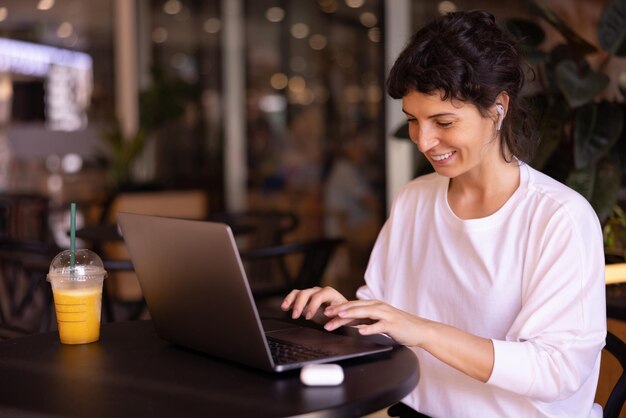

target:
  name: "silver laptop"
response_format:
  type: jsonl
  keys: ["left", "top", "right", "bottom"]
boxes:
{"left": 116, "top": 212, "right": 393, "bottom": 372}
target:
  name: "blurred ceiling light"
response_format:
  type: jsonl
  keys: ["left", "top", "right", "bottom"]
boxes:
{"left": 299, "top": 88, "right": 315, "bottom": 105}
{"left": 345, "top": 0, "right": 364, "bottom": 8}
{"left": 47, "top": 174, "right": 63, "bottom": 193}
{"left": 270, "top": 72, "right": 288, "bottom": 90}
{"left": 61, "top": 153, "right": 82, "bottom": 174}
{"left": 163, "top": 0, "right": 182, "bottom": 15}
{"left": 288, "top": 88, "right": 314, "bottom": 105}
{"left": 203, "top": 17, "right": 221, "bottom": 33}
{"left": 265, "top": 6, "right": 285, "bottom": 23}
{"left": 291, "top": 23, "right": 310, "bottom": 39}
{"left": 288, "top": 76, "right": 306, "bottom": 93}
{"left": 259, "top": 94, "right": 287, "bottom": 113}
{"left": 309, "top": 34, "right": 327, "bottom": 50}
{"left": 438, "top": 1, "right": 457, "bottom": 15}
{"left": 318, "top": 0, "right": 338, "bottom": 13}
{"left": 360, "top": 12, "right": 377, "bottom": 27}
{"left": 57, "top": 22, "right": 73, "bottom": 38}
{"left": 152, "top": 27, "right": 168, "bottom": 43}
{"left": 368, "top": 27, "right": 381, "bottom": 43}
{"left": 37, "top": 0, "right": 55, "bottom": 11}
{"left": 0, "top": 8, "right": 8, "bottom": 22}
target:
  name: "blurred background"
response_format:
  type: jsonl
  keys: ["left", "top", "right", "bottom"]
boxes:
{"left": 0, "top": 0, "right": 624, "bottom": 300}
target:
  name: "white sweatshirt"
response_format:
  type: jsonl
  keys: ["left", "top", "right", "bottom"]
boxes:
{"left": 357, "top": 163, "right": 606, "bottom": 417}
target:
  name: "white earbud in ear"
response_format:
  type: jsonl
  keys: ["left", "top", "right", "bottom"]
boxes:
{"left": 495, "top": 104, "right": 505, "bottom": 131}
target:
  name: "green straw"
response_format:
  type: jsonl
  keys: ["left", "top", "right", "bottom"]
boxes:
{"left": 70, "top": 202, "right": 76, "bottom": 271}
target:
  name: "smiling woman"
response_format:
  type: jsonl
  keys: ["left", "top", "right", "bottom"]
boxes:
{"left": 282, "top": 10, "right": 607, "bottom": 418}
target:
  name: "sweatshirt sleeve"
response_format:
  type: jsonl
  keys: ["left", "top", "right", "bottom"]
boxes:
{"left": 486, "top": 202, "right": 606, "bottom": 401}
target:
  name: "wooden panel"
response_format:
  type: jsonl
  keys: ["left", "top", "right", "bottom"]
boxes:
{"left": 596, "top": 319, "right": 626, "bottom": 417}
{"left": 607, "top": 264, "right": 626, "bottom": 285}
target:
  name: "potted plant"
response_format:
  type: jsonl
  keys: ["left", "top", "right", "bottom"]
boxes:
{"left": 100, "top": 69, "right": 196, "bottom": 190}
{"left": 505, "top": 0, "right": 626, "bottom": 258}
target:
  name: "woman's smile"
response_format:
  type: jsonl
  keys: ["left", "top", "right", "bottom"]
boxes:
{"left": 431, "top": 151, "right": 456, "bottom": 162}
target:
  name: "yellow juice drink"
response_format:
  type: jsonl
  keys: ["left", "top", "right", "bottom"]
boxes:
{"left": 47, "top": 248, "right": 107, "bottom": 345}
{"left": 52, "top": 287, "right": 102, "bottom": 344}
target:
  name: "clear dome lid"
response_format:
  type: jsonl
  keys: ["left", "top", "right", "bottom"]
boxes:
{"left": 47, "top": 249, "right": 107, "bottom": 281}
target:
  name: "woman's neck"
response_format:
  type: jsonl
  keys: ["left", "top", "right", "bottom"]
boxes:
{"left": 447, "top": 159, "right": 520, "bottom": 220}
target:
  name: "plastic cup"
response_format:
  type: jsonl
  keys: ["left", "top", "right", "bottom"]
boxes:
{"left": 47, "top": 249, "right": 107, "bottom": 345}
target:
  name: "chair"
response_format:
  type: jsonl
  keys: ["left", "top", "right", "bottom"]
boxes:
{"left": 0, "top": 193, "right": 50, "bottom": 242}
{"left": 0, "top": 322, "right": 29, "bottom": 341}
{"left": 0, "top": 193, "right": 58, "bottom": 334}
{"left": 207, "top": 210, "right": 299, "bottom": 249}
{"left": 604, "top": 331, "right": 626, "bottom": 418}
{"left": 239, "top": 237, "right": 344, "bottom": 302}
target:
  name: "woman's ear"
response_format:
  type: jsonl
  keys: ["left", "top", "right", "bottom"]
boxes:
{"left": 495, "top": 104, "right": 505, "bottom": 130}
{"left": 494, "top": 92, "right": 510, "bottom": 131}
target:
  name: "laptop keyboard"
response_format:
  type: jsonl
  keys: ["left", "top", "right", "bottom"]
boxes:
{"left": 267, "top": 337, "right": 338, "bottom": 365}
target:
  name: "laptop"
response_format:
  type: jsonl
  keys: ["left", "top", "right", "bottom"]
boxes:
{"left": 116, "top": 212, "right": 393, "bottom": 372}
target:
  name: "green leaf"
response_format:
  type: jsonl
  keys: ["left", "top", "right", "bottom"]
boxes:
{"left": 530, "top": 1, "right": 598, "bottom": 57}
{"left": 530, "top": 95, "right": 570, "bottom": 170}
{"left": 590, "top": 159, "right": 622, "bottom": 223}
{"left": 524, "top": 49, "right": 550, "bottom": 65}
{"left": 598, "top": 0, "right": 626, "bottom": 56}
{"left": 555, "top": 60, "right": 609, "bottom": 108}
{"left": 573, "top": 102, "right": 624, "bottom": 168}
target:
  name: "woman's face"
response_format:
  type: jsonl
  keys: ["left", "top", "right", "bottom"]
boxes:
{"left": 402, "top": 90, "right": 500, "bottom": 179}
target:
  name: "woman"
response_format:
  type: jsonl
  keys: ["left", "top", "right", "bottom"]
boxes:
{"left": 281, "top": 10, "right": 606, "bottom": 418}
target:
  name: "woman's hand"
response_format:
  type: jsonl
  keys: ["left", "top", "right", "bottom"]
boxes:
{"left": 325, "top": 299, "right": 494, "bottom": 381}
{"left": 323, "top": 299, "right": 429, "bottom": 347}
{"left": 281, "top": 288, "right": 425, "bottom": 343}
{"left": 281, "top": 286, "right": 349, "bottom": 324}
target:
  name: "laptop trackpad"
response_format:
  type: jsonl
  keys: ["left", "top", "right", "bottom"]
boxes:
{"left": 265, "top": 326, "right": 377, "bottom": 353}
{"left": 262, "top": 319, "right": 305, "bottom": 332}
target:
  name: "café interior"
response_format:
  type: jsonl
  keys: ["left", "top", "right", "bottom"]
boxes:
{"left": 0, "top": 0, "right": 626, "bottom": 416}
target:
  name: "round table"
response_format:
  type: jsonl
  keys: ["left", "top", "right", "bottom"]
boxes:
{"left": 0, "top": 320, "right": 419, "bottom": 418}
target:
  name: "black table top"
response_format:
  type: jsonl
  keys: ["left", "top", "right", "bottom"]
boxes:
{"left": 0, "top": 320, "right": 419, "bottom": 418}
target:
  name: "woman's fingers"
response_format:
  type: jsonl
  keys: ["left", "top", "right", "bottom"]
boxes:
{"left": 280, "top": 289, "right": 301, "bottom": 311}
{"left": 325, "top": 299, "right": 385, "bottom": 318}
{"left": 323, "top": 316, "right": 359, "bottom": 331}
{"left": 289, "top": 287, "right": 321, "bottom": 319}
{"left": 304, "top": 287, "right": 346, "bottom": 319}
{"left": 281, "top": 286, "right": 346, "bottom": 320}
{"left": 323, "top": 300, "right": 393, "bottom": 332}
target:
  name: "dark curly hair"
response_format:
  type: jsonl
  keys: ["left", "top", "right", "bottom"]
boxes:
{"left": 386, "top": 10, "right": 537, "bottom": 163}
